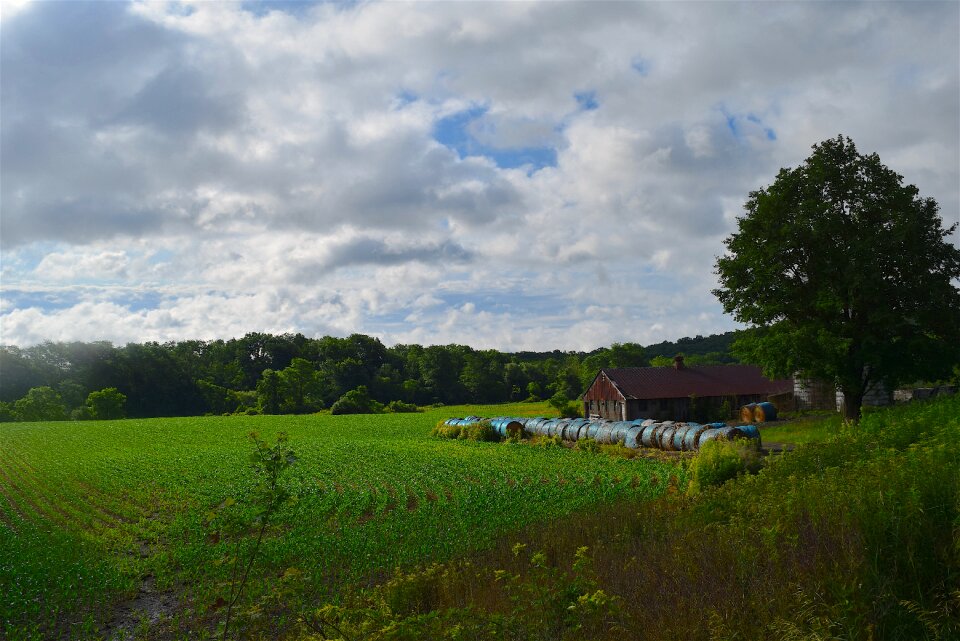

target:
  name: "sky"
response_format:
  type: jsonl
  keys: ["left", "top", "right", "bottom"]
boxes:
{"left": 1, "top": 0, "right": 958, "bottom": 351}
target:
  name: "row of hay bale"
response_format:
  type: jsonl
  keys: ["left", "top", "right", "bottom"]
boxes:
{"left": 443, "top": 416, "right": 760, "bottom": 451}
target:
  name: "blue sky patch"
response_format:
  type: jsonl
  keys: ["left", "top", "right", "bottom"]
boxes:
{"left": 240, "top": 1, "right": 325, "bottom": 18}
{"left": 433, "top": 106, "right": 558, "bottom": 171}
{"left": 124, "top": 291, "right": 166, "bottom": 312}
{"left": 394, "top": 90, "right": 418, "bottom": 108}
{"left": 574, "top": 90, "right": 599, "bottom": 111}
{"left": 148, "top": 249, "right": 176, "bottom": 265}
{"left": 631, "top": 56, "right": 651, "bottom": 76}
{"left": 723, "top": 108, "right": 777, "bottom": 142}
{"left": 1, "top": 290, "right": 81, "bottom": 312}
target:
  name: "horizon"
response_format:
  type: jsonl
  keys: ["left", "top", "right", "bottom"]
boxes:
{"left": 0, "top": 327, "right": 740, "bottom": 356}
{"left": 2, "top": 1, "right": 958, "bottom": 351}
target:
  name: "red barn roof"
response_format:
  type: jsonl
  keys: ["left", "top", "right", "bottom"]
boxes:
{"left": 582, "top": 363, "right": 792, "bottom": 401}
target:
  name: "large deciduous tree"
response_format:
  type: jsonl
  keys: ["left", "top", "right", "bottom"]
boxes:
{"left": 714, "top": 135, "right": 960, "bottom": 420}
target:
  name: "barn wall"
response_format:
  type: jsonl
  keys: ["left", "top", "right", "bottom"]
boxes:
{"left": 583, "top": 372, "right": 627, "bottom": 420}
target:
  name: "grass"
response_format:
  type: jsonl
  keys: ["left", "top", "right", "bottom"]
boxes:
{"left": 300, "top": 395, "right": 960, "bottom": 641}
{"left": 758, "top": 415, "right": 840, "bottom": 445}
{"left": 0, "top": 401, "right": 677, "bottom": 640}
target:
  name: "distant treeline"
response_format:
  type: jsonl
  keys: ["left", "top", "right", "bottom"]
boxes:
{"left": 0, "top": 331, "right": 742, "bottom": 420}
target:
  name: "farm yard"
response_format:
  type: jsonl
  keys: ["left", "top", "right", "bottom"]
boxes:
{"left": 0, "top": 402, "right": 679, "bottom": 639}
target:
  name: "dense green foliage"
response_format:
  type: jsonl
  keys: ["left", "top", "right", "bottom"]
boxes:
{"left": 685, "top": 437, "right": 760, "bottom": 494}
{"left": 85, "top": 388, "right": 127, "bottom": 421}
{"left": 0, "top": 402, "right": 677, "bottom": 639}
{"left": 300, "top": 396, "right": 960, "bottom": 640}
{"left": 0, "top": 332, "right": 743, "bottom": 421}
{"left": 715, "top": 135, "right": 960, "bottom": 419}
{"left": 330, "top": 385, "right": 384, "bottom": 415}
{"left": 13, "top": 386, "right": 66, "bottom": 421}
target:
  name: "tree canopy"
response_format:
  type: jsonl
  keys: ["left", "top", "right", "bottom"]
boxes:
{"left": 714, "top": 135, "right": 960, "bottom": 419}
{"left": 85, "top": 387, "right": 127, "bottom": 420}
{"left": 0, "top": 331, "right": 749, "bottom": 421}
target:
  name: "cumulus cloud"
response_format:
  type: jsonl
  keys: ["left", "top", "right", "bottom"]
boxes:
{"left": 1, "top": 1, "right": 957, "bottom": 349}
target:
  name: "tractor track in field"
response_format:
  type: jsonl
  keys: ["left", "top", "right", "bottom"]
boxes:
{"left": 103, "top": 573, "right": 180, "bottom": 640}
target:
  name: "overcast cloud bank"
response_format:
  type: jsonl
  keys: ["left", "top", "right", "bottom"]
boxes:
{"left": 1, "top": 1, "right": 958, "bottom": 350}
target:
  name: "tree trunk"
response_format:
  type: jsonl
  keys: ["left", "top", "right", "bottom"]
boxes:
{"left": 842, "top": 389, "right": 863, "bottom": 422}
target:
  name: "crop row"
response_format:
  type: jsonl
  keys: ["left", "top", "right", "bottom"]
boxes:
{"left": 0, "top": 406, "right": 682, "bottom": 639}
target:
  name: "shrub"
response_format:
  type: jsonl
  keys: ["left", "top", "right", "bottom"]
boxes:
{"left": 458, "top": 421, "right": 497, "bottom": 442}
{"left": 505, "top": 430, "right": 524, "bottom": 444}
{"left": 600, "top": 443, "right": 640, "bottom": 459}
{"left": 85, "top": 387, "right": 127, "bottom": 420}
{"left": 548, "top": 391, "right": 582, "bottom": 418}
{"left": 330, "top": 386, "right": 384, "bottom": 415}
{"left": 431, "top": 420, "right": 461, "bottom": 439}
{"left": 386, "top": 400, "right": 421, "bottom": 413}
{"left": 431, "top": 420, "right": 497, "bottom": 441}
{"left": 535, "top": 434, "right": 565, "bottom": 449}
{"left": 576, "top": 437, "right": 601, "bottom": 454}
{"left": 687, "top": 438, "right": 760, "bottom": 494}
{"left": 0, "top": 401, "right": 16, "bottom": 422}
{"left": 558, "top": 403, "right": 581, "bottom": 418}
{"left": 14, "top": 387, "right": 66, "bottom": 422}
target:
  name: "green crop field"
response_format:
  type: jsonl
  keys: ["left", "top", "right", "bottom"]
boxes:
{"left": 0, "top": 403, "right": 680, "bottom": 640}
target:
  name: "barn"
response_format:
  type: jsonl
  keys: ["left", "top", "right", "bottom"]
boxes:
{"left": 581, "top": 356, "right": 793, "bottom": 422}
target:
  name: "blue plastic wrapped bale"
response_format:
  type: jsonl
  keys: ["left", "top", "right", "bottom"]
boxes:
{"left": 734, "top": 424, "right": 762, "bottom": 448}
{"left": 573, "top": 419, "right": 591, "bottom": 439}
{"left": 609, "top": 421, "right": 633, "bottom": 444}
{"left": 566, "top": 419, "right": 589, "bottom": 439}
{"left": 561, "top": 421, "right": 579, "bottom": 441}
{"left": 595, "top": 424, "right": 614, "bottom": 444}
{"left": 683, "top": 425, "right": 708, "bottom": 451}
{"left": 672, "top": 425, "right": 693, "bottom": 451}
{"left": 624, "top": 425, "right": 643, "bottom": 449}
{"left": 659, "top": 425, "right": 678, "bottom": 450}
{"left": 639, "top": 425, "right": 657, "bottom": 448}
{"left": 706, "top": 422, "right": 727, "bottom": 428}
{"left": 696, "top": 428, "right": 725, "bottom": 448}
{"left": 648, "top": 424, "right": 668, "bottom": 449}
{"left": 717, "top": 426, "right": 742, "bottom": 441}
{"left": 586, "top": 422, "right": 604, "bottom": 440}
{"left": 539, "top": 419, "right": 558, "bottom": 437}
{"left": 444, "top": 418, "right": 459, "bottom": 425}
{"left": 737, "top": 424, "right": 761, "bottom": 440}
{"left": 754, "top": 402, "right": 778, "bottom": 422}
{"left": 491, "top": 418, "right": 523, "bottom": 438}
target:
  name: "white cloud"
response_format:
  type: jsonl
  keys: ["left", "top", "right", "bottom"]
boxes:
{"left": 1, "top": 1, "right": 957, "bottom": 348}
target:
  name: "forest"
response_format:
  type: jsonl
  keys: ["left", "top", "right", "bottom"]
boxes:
{"left": 0, "top": 331, "right": 739, "bottom": 420}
